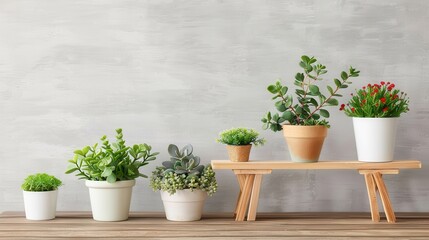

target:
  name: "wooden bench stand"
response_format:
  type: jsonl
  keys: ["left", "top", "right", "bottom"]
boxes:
{"left": 211, "top": 160, "right": 421, "bottom": 223}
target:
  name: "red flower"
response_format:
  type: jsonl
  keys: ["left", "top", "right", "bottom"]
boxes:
{"left": 381, "top": 81, "right": 385, "bottom": 85}
{"left": 362, "top": 86, "right": 366, "bottom": 90}
{"left": 362, "top": 99, "right": 366, "bottom": 104}
{"left": 383, "top": 107, "right": 388, "bottom": 112}
{"left": 389, "top": 84, "right": 395, "bottom": 89}
{"left": 380, "top": 97, "right": 386, "bottom": 103}
{"left": 352, "top": 108, "right": 355, "bottom": 112}
{"left": 387, "top": 87, "right": 393, "bottom": 91}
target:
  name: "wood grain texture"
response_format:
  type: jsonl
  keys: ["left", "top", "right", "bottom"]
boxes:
{"left": 247, "top": 174, "right": 263, "bottom": 221}
{"left": 212, "top": 160, "right": 422, "bottom": 170}
{"left": 1, "top": 212, "right": 429, "bottom": 239}
{"left": 373, "top": 172, "right": 396, "bottom": 223}
{"left": 364, "top": 173, "right": 380, "bottom": 222}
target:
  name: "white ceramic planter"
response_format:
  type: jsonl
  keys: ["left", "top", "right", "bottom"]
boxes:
{"left": 23, "top": 190, "right": 58, "bottom": 220}
{"left": 160, "top": 189, "right": 207, "bottom": 221}
{"left": 85, "top": 179, "right": 135, "bottom": 221}
{"left": 353, "top": 117, "right": 399, "bottom": 162}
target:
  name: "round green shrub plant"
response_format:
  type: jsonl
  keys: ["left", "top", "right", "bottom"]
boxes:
{"left": 21, "top": 173, "right": 62, "bottom": 192}
{"left": 216, "top": 128, "right": 266, "bottom": 146}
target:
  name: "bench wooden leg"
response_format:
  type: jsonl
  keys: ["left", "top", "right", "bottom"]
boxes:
{"left": 373, "top": 172, "right": 396, "bottom": 223}
{"left": 364, "top": 173, "right": 380, "bottom": 222}
{"left": 359, "top": 169, "right": 398, "bottom": 223}
{"left": 236, "top": 174, "right": 254, "bottom": 221}
{"left": 247, "top": 174, "right": 263, "bottom": 221}
{"left": 234, "top": 174, "right": 245, "bottom": 217}
{"left": 233, "top": 170, "right": 272, "bottom": 221}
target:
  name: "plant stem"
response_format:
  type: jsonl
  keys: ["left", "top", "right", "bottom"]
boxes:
{"left": 305, "top": 77, "right": 347, "bottom": 120}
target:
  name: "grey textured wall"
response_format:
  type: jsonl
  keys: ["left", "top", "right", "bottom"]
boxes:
{"left": 1, "top": 0, "right": 428, "bottom": 213}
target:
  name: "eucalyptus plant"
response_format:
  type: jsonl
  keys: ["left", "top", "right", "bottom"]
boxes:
{"left": 66, "top": 128, "right": 159, "bottom": 183}
{"left": 262, "top": 55, "right": 360, "bottom": 131}
{"left": 150, "top": 144, "right": 217, "bottom": 196}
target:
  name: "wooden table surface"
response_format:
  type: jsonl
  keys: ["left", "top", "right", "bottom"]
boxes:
{"left": 1, "top": 212, "right": 429, "bottom": 239}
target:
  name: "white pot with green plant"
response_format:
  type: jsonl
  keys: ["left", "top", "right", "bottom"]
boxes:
{"left": 261, "top": 55, "right": 360, "bottom": 162}
{"left": 216, "top": 128, "right": 266, "bottom": 162}
{"left": 150, "top": 144, "right": 217, "bottom": 221}
{"left": 22, "top": 173, "right": 62, "bottom": 220}
{"left": 341, "top": 81, "right": 409, "bottom": 162}
{"left": 66, "top": 128, "right": 159, "bottom": 221}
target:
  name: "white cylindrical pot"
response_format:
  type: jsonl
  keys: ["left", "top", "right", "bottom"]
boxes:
{"left": 85, "top": 180, "right": 135, "bottom": 221}
{"left": 353, "top": 117, "right": 399, "bottom": 162}
{"left": 23, "top": 190, "right": 58, "bottom": 220}
{"left": 160, "top": 189, "right": 208, "bottom": 221}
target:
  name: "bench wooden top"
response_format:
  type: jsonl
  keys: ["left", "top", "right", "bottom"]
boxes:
{"left": 211, "top": 160, "right": 421, "bottom": 170}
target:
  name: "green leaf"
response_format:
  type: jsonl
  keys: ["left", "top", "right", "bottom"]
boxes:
{"left": 282, "top": 111, "right": 294, "bottom": 121}
{"left": 275, "top": 101, "right": 286, "bottom": 112}
{"left": 107, "top": 173, "right": 116, "bottom": 183}
{"left": 326, "top": 98, "right": 339, "bottom": 106}
{"left": 65, "top": 167, "right": 78, "bottom": 174}
{"left": 334, "top": 79, "right": 341, "bottom": 87}
{"left": 309, "top": 85, "right": 320, "bottom": 95}
{"left": 320, "top": 109, "right": 330, "bottom": 118}
{"left": 74, "top": 150, "right": 84, "bottom": 156}
{"left": 267, "top": 85, "right": 277, "bottom": 94}
{"left": 280, "top": 86, "right": 288, "bottom": 95}
{"left": 262, "top": 123, "right": 269, "bottom": 130}
{"left": 340, "top": 84, "right": 348, "bottom": 89}
{"left": 301, "top": 55, "right": 310, "bottom": 63}
{"left": 327, "top": 86, "right": 334, "bottom": 94}
{"left": 295, "top": 73, "right": 304, "bottom": 82}
{"left": 341, "top": 71, "right": 348, "bottom": 80}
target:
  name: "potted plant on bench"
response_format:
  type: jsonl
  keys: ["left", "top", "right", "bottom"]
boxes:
{"left": 22, "top": 173, "right": 62, "bottom": 220}
{"left": 261, "top": 55, "right": 360, "bottom": 162}
{"left": 341, "top": 81, "right": 409, "bottom": 162}
{"left": 216, "top": 127, "right": 266, "bottom": 162}
{"left": 66, "top": 128, "right": 159, "bottom": 221}
{"left": 150, "top": 144, "right": 217, "bottom": 221}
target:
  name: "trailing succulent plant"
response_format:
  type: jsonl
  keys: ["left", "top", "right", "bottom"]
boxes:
{"left": 150, "top": 144, "right": 217, "bottom": 196}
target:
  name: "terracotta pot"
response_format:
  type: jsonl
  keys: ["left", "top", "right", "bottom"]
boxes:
{"left": 226, "top": 145, "right": 252, "bottom": 162}
{"left": 282, "top": 125, "right": 328, "bottom": 163}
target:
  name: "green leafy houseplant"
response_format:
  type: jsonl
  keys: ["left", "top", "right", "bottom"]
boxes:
{"left": 216, "top": 128, "right": 266, "bottom": 146}
{"left": 150, "top": 144, "right": 217, "bottom": 196}
{"left": 66, "top": 128, "right": 159, "bottom": 183}
{"left": 262, "top": 55, "right": 360, "bottom": 131}
{"left": 341, "top": 81, "right": 409, "bottom": 117}
{"left": 22, "top": 173, "right": 62, "bottom": 192}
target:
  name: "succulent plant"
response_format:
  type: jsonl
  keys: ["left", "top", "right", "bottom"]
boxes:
{"left": 150, "top": 144, "right": 218, "bottom": 196}
{"left": 162, "top": 144, "right": 205, "bottom": 176}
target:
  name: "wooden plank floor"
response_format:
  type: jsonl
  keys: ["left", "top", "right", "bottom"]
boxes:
{"left": 1, "top": 212, "right": 429, "bottom": 239}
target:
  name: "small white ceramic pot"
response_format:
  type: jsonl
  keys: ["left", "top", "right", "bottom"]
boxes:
{"left": 23, "top": 190, "right": 58, "bottom": 220}
{"left": 160, "top": 189, "right": 207, "bottom": 221}
{"left": 353, "top": 117, "right": 399, "bottom": 162}
{"left": 86, "top": 179, "right": 135, "bottom": 221}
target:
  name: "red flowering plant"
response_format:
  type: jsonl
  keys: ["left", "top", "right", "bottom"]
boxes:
{"left": 341, "top": 81, "right": 409, "bottom": 117}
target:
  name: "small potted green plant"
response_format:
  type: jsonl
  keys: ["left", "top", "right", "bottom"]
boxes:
{"left": 22, "top": 173, "right": 62, "bottom": 220}
{"left": 150, "top": 144, "right": 217, "bottom": 221}
{"left": 261, "top": 55, "right": 360, "bottom": 162}
{"left": 341, "top": 81, "right": 409, "bottom": 162}
{"left": 66, "top": 128, "right": 159, "bottom": 221}
{"left": 216, "top": 128, "right": 266, "bottom": 162}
